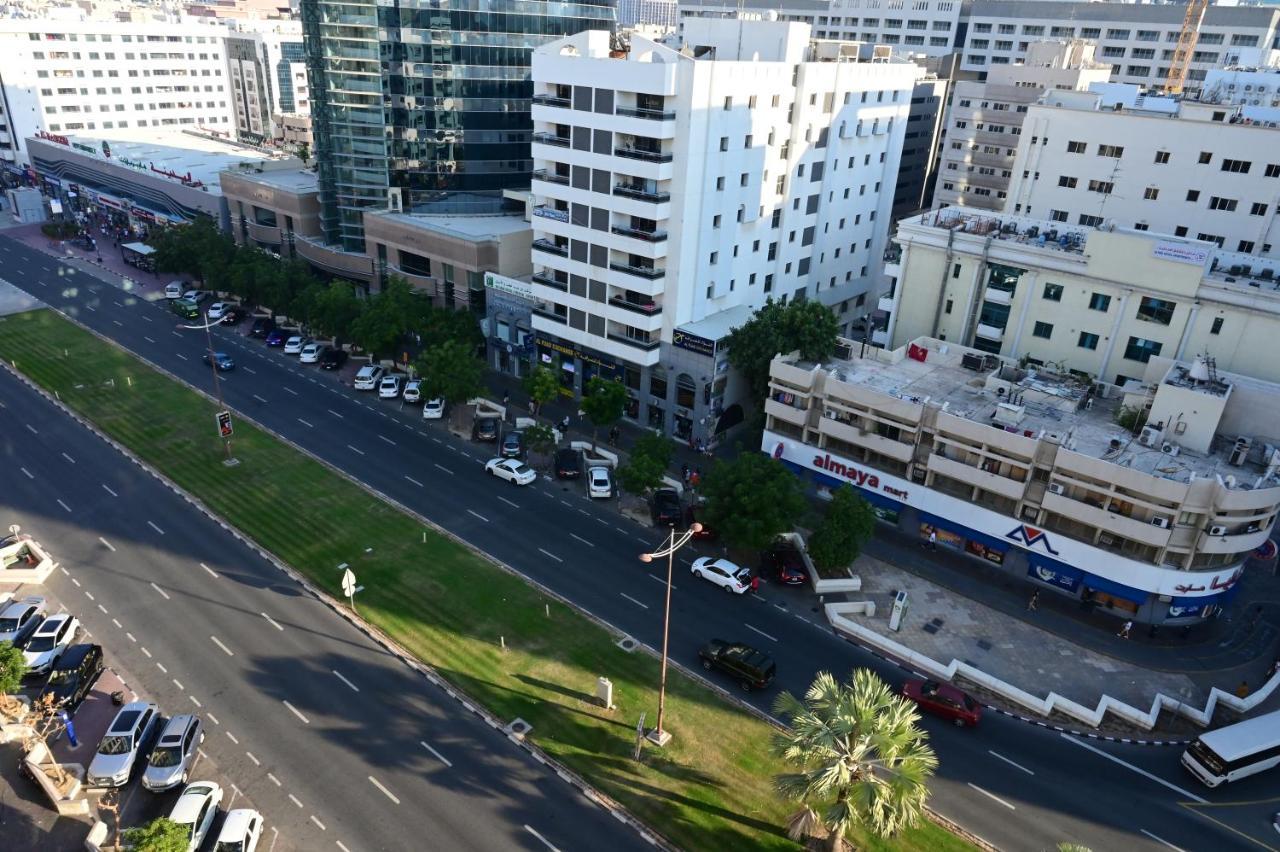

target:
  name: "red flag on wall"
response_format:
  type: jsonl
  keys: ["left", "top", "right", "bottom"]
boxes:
{"left": 907, "top": 343, "right": 929, "bottom": 363}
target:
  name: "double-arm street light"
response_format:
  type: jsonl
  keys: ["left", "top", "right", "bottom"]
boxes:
{"left": 639, "top": 520, "right": 701, "bottom": 747}
{"left": 181, "top": 310, "right": 237, "bottom": 466}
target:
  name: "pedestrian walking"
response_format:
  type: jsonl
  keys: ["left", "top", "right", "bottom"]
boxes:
{"left": 1117, "top": 620, "right": 1133, "bottom": 640}
{"left": 502, "top": 392, "right": 509, "bottom": 408}
{"left": 609, "top": 425, "right": 620, "bottom": 445}
{"left": 681, "top": 464, "right": 690, "bottom": 485}
{"left": 928, "top": 530, "right": 937, "bottom": 551}
{"left": 1027, "top": 590, "right": 1039, "bottom": 612}
{"left": 560, "top": 415, "right": 570, "bottom": 433}
{"left": 690, "top": 468, "right": 701, "bottom": 489}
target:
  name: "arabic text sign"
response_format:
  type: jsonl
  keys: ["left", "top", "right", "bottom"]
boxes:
{"left": 1151, "top": 241, "right": 1210, "bottom": 266}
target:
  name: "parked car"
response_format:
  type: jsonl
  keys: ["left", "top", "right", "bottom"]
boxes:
{"left": 283, "top": 335, "right": 311, "bottom": 355}
{"left": 699, "top": 640, "right": 776, "bottom": 691}
{"left": 206, "top": 302, "right": 229, "bottom": 321}
{"left": 164, "top": 281, "right": 185, "bottom": 300}
{"left": 299, "top": 342, "right": 323, "bottom": 364}
{"left": 201, "top": 351, "right": 235, "bottom": 372}
{"left": 86, "top": 701, "right": 162, "bottom": 788}
{"left": 587, "top": 466, "right": 613, "bottom": 499}
{"left": 354, "top": 364, "right": 385, "bottom": 390}
{"left": 472, "top": 416, "right": 500, "bottom": 442}
{"left": 213, "top": 809, "right": 264, "bottom": 852}
{"left": 682, "top": 505, "right": 716, "bottom": 540}
{"left": 901, "top": 679, "right": 983, "bottom": 727}
{"left": 248, "top": 317, "right": 276, "bottom": 338}
{"left": 319, "top": 347, "right": 348, "bottom": 370}
{"left": 650, "top": 488, "right": 683, "bottom": 526}
{"left": 264, "top": 328, "right": 289, "bottom": 347}
{"left": 220, "top": 306, "right": 245, "bottom": 326}
{"left": 761, "top": 540, "right": 808, "bottom": 586}
{"left": 169, "top": 781, "right": 223, "bottom": 851}
{"left": 422, "top": 398, "right": 445, "bottom": 420}
{"left": 22, "top": 613, "right": 79, "bottom": 675}
{"left": 142, "top": 714, "right": 204, "bottom": 792}
{"left": 0, "top": 596, "right": 46, "bottom": 647}
{"left": 403, "top": 378, "right": 422, "bottom": 403}
{"left": 169, "top": 298, "right": 199, "bottom": 321}
{"left": 690, "top": 557, "right": 752, "bottom": 594}
{"left": 182, "top": 290, "right": 208, "bottom": 304}
{"left": 378, "top": 374, "right": 404, "bottom": 399}
{"left": 39, "top": 643, "right": 104, "bottom": 710}
{"left": 554, "top": 448, "right": 582, "bottom": 479}
{"left": 500, "top": 430, "right": 525, "bottom": 459}
{"left": 485, "top": 457, "right": 538, "bottom": 486}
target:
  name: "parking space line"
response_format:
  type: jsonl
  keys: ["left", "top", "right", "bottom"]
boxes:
{"left": 333, "top": 670, "right": 359, "bottom": 692}
{"left": 368, "top": 776, "right": 400, "bottom": 805}
{"left": 619, "top": 593, "right": 649, "bottom": 610}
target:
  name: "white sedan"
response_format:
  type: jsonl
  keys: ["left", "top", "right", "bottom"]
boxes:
{"left": 690, "top": 557, "right": 753, "bottom": 594}
{"left": 212, "top": 808, "right": 264, "bottom": 852}
{"left": 22, "top": 613, "right": 79, "bottom": 675}
{"left": 206, "top": 302, "right": 228, "bottom": 321}
{"left": 169, "top": 781, "right": 223, "bottom": 852}
{"left": 587, "top": 466, "right": 612, "bottom": 499}
{"left": 378, "top": 375, "right": 404, "bottom": 399}
{"left": 485, "top": 457, "right": 537, "bottom": 486}
{"left": 299, "top": 342, "right": 323, "bottom": 364}
{"left": 182, "top": 290, "right": 208, "bottom": 304}
{"left": 403, "top": 378, "right": 422, "bottom": 403}
{"left": 422, "top": 397, "right": 445, "bottom": 419}
{"left": 283, "top": 335, "right": 311, "bottom": 355}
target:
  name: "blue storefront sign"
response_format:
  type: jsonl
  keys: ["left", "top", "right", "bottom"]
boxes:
{"left": 1027, "top": 559, "right": 1083, "bottom": 593}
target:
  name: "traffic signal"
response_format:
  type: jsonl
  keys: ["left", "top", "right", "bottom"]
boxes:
{"left": 216, "top": 410, "right": 233, "bottom": 439}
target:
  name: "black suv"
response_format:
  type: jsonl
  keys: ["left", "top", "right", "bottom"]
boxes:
{"left": 319, "top": 346, "right": 349, "bottom": 370}
{"left": 500, "top": 430, "right": 525, "bottom": 459}
{"left": 472, "top": 417, "right": 500, "bottom": 442}
{"left": 554, "top": 448, "right": 582, "bottom": 479}
{"left": 698, "top": 640, "right": 776, "bottom": 692}
{"left": 249, "top": 316, "right": 277, "bottom": 338}
{"left": 650, "top": 488, "right": 683, "bottom": 526}
{"left": 40, "top": 643, "right": 104, "bottom": 710}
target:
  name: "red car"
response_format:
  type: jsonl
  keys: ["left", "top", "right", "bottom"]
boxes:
{"left": 761, "top": 541, "right": 808, "bottom": 586}
{"left": 901, "top": 679, "right": 982, "bottom": 727}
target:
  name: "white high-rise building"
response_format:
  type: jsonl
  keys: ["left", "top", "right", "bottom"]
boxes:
{"left": 529, "top": 18, "right": 921, "bottom": 443}
{"left": 224, "top": 18, "right": 308, "bottom": 143}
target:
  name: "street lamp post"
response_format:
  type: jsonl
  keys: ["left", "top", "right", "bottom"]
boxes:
{"left": 639, "top": 520, "right": 701, "bottom": 747}
{"left": 182, "top": 311, "right": 237, "bottom": 466}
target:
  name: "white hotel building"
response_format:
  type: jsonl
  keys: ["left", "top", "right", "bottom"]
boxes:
{"left": 765, "top": 335, "right": 1280, "bottom": 624}
{"left": 528, "top": 18, "right": 921, "bottom": 443}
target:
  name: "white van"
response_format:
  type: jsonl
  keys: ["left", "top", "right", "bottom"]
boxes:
{"left": 354, "top": 364, "right": 385, "bottom": 390}
{"left": 164, "top": 281, "right": 184, "bottom": 299}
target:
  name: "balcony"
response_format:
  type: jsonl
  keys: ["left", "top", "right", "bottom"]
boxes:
{"left": 974, "top": 322, "right": 1005, "bottom": 342}
{"left": 615, "top": 105, "right": 676, "bottom": 121}
{"left": 928, "top": 454, "right": 1025, "bottom": 501}
{"left": 246, "top": 221, "right": 282, "bottom": 245}
{"left": 607, "top": 332, "right": 661, "bottom": 351}
{"left": 613, "top": 183, "right": 670, "bottom": 203}
{"left": 532, "top": 272, "right": 568, "bottom": 292}
{"left": 983, "top": 287, "right": 1013, "bottom": 306}
{"left": 531, "top": 94, "right": 571, "bottom": 108}
{"left": 610, "top": 262, "right": 665, "bottom": 280}
{"left": 877, "top": 295, "right": 896, "bottom": 314}
{"left": 532, "top": 304, "right": 567, "bottom": 324}
{"left": 532, "top": 132, "right": 570, "bottom": 148}
{"left": 531, "top": 169, "right": 569, "bottom": 186}
{"left": 608, "top": 295, "right": 661, "bottom": 316}
{"left": 532, "top": 239, "right": 568, "bottom": 258}
{"left": 611, "top": 225, "right": 668, "bottom": 242}
{"left": 766, "top": 397, "right": 809, "bottom": 429}
{"left": 871, "top": 329, "right": 889, "bottom": 347}
{"left": 533, "top": 206, "right": 571, "bottom": 224}
{"left": 614, "top": 146, "right": 673, "bottom": 163}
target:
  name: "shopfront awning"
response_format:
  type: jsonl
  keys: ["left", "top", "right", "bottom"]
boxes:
{"left": 1080, "top": 573, "right": 1147, "bottom": 605}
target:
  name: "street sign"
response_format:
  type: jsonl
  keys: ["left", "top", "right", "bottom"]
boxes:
{"left": 216, "top": 410, "right": 233, "bottom": 438}
{"left": 341, "top": 568, "right": 357, "bottom": 598}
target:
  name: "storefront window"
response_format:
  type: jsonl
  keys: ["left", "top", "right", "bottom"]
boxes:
{"left": 675, "top": 374, "right": 696, "bottom": 408}
{"left": 649, "top": 373, "right": 668, "bottom": 399}
{"left": 624, "top": 365, "right": 641, "bottom": 391}
{"left": 647, "top": 403, "right": 665, "bottom": 429}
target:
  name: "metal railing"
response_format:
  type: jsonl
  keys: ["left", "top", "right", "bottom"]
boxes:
{"left": 613, "top": 184, "right": 670, "bottom": 203}
{"left": 611, "top": 225, "right": 667, "bottom": 242}
{"left": 615, "top": 106, "right": 676, "bottom": 121}
{"left": 609, "top": 262, "right": 665, "bottom": 280}
{"left": 614, "top": 147, "right": 673, "bottom": 163}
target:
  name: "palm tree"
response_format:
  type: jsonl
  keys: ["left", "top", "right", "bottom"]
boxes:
{"left": 772, "top": 669, "right": 938, "bottom": 851}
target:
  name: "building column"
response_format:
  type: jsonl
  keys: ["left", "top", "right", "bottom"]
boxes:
{"left": 1097, "top": 289, "right": 1133, "bottom": 385}
{"left": 1173, "top": 301, "right": 1201, "bottom": 362}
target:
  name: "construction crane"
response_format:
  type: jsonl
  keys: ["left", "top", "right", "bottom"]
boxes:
{"left": 1164, "top": 0, "right": 1209, "bottom": 95}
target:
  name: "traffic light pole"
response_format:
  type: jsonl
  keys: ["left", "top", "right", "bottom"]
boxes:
{"left": 187, "top": 311, "right": 238, "bottom": 467}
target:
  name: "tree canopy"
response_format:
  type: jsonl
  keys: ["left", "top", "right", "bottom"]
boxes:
{"left": 699, "top": 452, "right": 807, "bottom": 551}
{"left": 0, "top": 641, "right": 27, "bottom": 696}
{"left": 616, "top": 432, "right": 674, "bottom": 495}
{"left": 122, "top": 817, "right": 190, "bottom": 852}
{"left": 580, "top": 376, "right": 628, "bottom": 443}
{"left": 725, "top": 299, "right": 840, "bottom": 402}
{"left": 522, "top": 366, "right": 560, "bottom": 410}
{"left": 807, "top": 485, "right": 878, "bottom": 572}
{"left": 415, "top": 339, "right": 485, "bottom": 405}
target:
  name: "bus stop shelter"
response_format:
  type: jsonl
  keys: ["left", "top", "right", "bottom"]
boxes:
{"left": 120, "top": 242, "right": 155, "bottom": 273}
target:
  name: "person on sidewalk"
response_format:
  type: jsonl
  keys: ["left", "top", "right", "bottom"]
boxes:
{"left": 681, "top": 464, "right": 690, "bottom": 486}
{"left": 928, "top": 530, "right": 937, "bottom": 551}
{"left": 560, "top": 415, "right": 570, "bottom": 433}
{"left": 609, "top": 425, "right": 620, "bottom": 446}
{"left": 1027, "top": 590, "right": 1039, "bottom": 612}
{"left": 1117, "top": 620, "right": 1133, "bottom": 640}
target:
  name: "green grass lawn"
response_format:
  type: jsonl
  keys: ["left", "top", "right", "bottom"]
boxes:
{"left": 0, "top": 309, "right": 975, "bottom": 852}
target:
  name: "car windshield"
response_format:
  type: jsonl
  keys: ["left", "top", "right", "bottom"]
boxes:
{"left": 513, "top": 464, "right": 532, "bottom": 476}
{"left": 148, "top": 745, "right": 182, "bottom": 767}
{"left": 214, "top": 842, "right": 246, "bottom": 852}
{"left": 26, "top": 634, "right": 57, "bottom": 652}
{"left": 98, "top": 734, "right": 133, "bottom": 755}
{"left": 46, "top": 667, "right": 76, "bottom": 684}
{"left": 0, "top": 617, "right": 20, "bottom": 632}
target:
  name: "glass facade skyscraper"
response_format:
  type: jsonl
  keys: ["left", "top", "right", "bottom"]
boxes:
{"left": 303, "top": 0, "right": 616, "bottom": 252}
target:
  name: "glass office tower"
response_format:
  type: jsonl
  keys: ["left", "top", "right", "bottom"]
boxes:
{"left": 303, "top": 0, "right": 617, "bottom": 252}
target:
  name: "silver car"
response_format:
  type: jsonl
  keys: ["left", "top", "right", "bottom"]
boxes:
{"left": 87, "top": 701, "right": 161, "bottom": 788}
{"left": 142, "top": 714, "right": 203, "bottom": 792}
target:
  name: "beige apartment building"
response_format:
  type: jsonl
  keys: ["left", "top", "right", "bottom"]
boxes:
{"left": 764, "top": 336, "right": 1280, "bottom": 624}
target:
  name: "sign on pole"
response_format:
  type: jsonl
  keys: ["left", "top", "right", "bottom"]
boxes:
{"left": 216, "top": 410, "right": 233, "bottom": 438}
{"left": 341, "top": 568, "right": 357, "bottom": 598}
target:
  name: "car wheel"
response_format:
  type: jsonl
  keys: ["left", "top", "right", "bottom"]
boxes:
{"left": 953, "top": 717, "right": 966, "bottom": 728}
{"left": 739, "top": 680, "right": 752, "bottom": 693}
{"left": 701, "top": 659, "right": 713, "bottom": 671}
{"left": 723, "top": 584, "right": 733, "bottom": 593}
{"left": 693, "top": 569, "right": 704, "bottom": 581}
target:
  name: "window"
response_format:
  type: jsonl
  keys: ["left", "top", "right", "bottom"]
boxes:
{"left": 1208, "top": 197, "right": 1238, "bottom": 212}
{"left": 1198, "top": 151, "right": 1212, "bottom": 165}
{"left": 719, "top": 136, "right": 728, "bottom": 152}
{"left": 1078, "top": 332, "right": 1100, "bottom": 350}
{"left": 1066, "top": 140, "right": 1086, "bottom": 153}
{"left": 1043, "top": 283, "right": 1063, "bottom": 301}
{"left": 1079, "top": 214, "right": 1103, "bottom": 227}
{"left": 1175, "top": 226, "right": 1188, "bottom": 237}
{"left": 1032, "top": 321, "right": 1053, "bottom": 339}
{"left": 1238, "top": 240, "right": 1255, "bottom": 254}
{"left": 1186, "top": 190, "right": 1200, "bottom": 202}
{"left": 1251, "top": 203, "right": 1268, "bottom": 216}
{"left": 1089, "top": 292, "right": 1111, "bottom": 312}
{"left": 1210, "top": 317, "right": 1224, "bottom": 335}
{"left": 1267, "top": 164, "right": 1280, "bottom": 178}
{"left": 1136, "top": 296, "right": 1176, "bottom": 325}
{"left": 709, "top": 251, "right": 718, "bottom": 265}
{"left": 1058, "top": 175, "right": 1077, "bottom": 188}
{"left": 1050, "top": 209, "right": 1068, "bottom": 222}
{"left": 1124, "top": 336, "right": 1163, "bottom": 363}
{"left": 1144, "top": 187, "right": 1159, "bottom": 200}
{"left": 1154, "top": 151, "right": 1170, "bottom": 164}
{"left": 1088, "top": 179, "right": 1114, "bottom": 194}
{"left": 1097, "top": 144, "right": 1124, "bottom": 158}
{"left": 1221, "top": 159, "right": 1251, "bottom": 173}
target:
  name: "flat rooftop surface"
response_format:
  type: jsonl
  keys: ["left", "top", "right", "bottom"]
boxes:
{"left": 225, "top": 167, "right": 318, "bottom": 193}
{"left": 371, "top": 211, "right": 530, "bottom": 240}
{"left": 53, "top": 130, "right": 291, "bottom": 193}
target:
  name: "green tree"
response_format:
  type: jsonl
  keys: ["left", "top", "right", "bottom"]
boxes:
{"left": 295, "top": 141, "right": 310, "bottom": 163}
{"left": 415, "top": 339, "right": 485, "bottom": 410}
{"left": 525, "top": 422, "right": 558, "bottom": 456}
{"left": 580, "top": 376, "right": 627, "bottom": 446}
{"left": 522, "top": 366, "right": 560, "bottom": 413}
{"left": 773, "top": 670, "right": 937, "bottom": 851}
{"left": 700, "top": 452, "right": 806, "bottom": 551}
{"left": 122, "top": 817, "right": 190, "bottom": 852}
{"left": 807, "top": 485, "right": 878, "bottom": 573}
{"left": 352, "top": 276, "right": 422, "bottom": 360}
{"left": 149, "top": 217, "right": 229, "bottom": 283}
{"left": 420, "top": 305, "right": 482, "bottom": 351}
{"left": 616, "top": 432, "right": 674, "bottom": 495}
{"left": 312, "top": 280, "right": 364, "bottom": 345}
{"left": 0, "top": 641, "right": 28, "bottom": 716}
{"left": 725, "top": 299, "right": 840, "bottom": 403}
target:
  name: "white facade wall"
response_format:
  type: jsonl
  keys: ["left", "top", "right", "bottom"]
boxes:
{"left": 0, "top": 18, "right": 235, "bottom": 165}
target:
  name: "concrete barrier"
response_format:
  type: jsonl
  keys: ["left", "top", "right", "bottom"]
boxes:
{"left": 579, "top": 443, "right": 618, "bottom": 467}
{"left": 0, "top": 536, "right": 57, "bottom": 584}
{"left": 85, "top": 820, "right": 109, "bottom": 851}
{"left": 22, "top": 740, "right": 88, "bottom": 816}
{"left": 778, "top": 531, "right": 863, "bottom": 594}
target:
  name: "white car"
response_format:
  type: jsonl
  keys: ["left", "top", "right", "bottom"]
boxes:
{"left": 22, "top": 613, "right": 79, "bottom": 675}
{"left": 283, "top": 335, "right": 311, "bottom": 355}
{"left": 299, "top": 342, "right": 323, "bottom": 364}
{"left": 422, "top": 397, "right": 445, "bottom": 420}
{"left": 378, "top": 375, "right": 404, "bottom": 399}
{"left": 164, "top": 281, "right": 184, "bottom": 300}
{"left": 169, "top": 781, "right": 223, "bottom": 852}
{"left": 206, "top": 302, "right": 228, "bottom": 321}
{"left": 213, "top": 809, "right": 264, "bottom": 852}
{"left": 403, "top": 378, "right": 422, "bottom": 403}
{"left": 182, "top": 290, "right": 208, "bottom": 304}
{"left": 485, "top": 457, "right": 537, "bottom": 486}
{"left": 587, "top": 466, "right": 612, "bottom": 499}
{"left": 690, "top": 557, "right": 753, "bottom": 594}
{"left": 353, "top": 365, "right": 385, "bottom": 390}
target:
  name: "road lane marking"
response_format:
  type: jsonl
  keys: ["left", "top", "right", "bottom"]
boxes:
{"left": 1058, "top": 733, "right": 1207, "bottom": 803}
{"left": 267, "top": 773, "right": 281, "bottom": 787}
{"left": 226, "top": 731, "right": 239, "bottom": 745}
{"left": 140, "top": 647, "right": 152, "bottom": 658}
{"left": 101, "top": 484, "right": 118, "bottom": 497}
{"left": 144, "top": 335, "right": 156, "bottom": 343}
{"left": 297, "top": 418, "right": 314, "bottom": 428}
{"left": 190, "top": 696, "right": 202, "bottom": 708}
{"left": 246, "top": 752, "right": 260, "bottom": 766}
{"left": 98, "top": 537, "right": 115, "bottom": 552}
{"left": 328, "top": 409, "right": 344, "bottom": 419}
{"left": 433, "top": 463, "right": 453, "bottom": 475}
{"left": 112, "top": 619, "right": 122, "bottom": 629}
{"left": 210, "top": 636, "right": 234, "bottom": 656}
{"left": 283, "top": 387, "right": 299, "bottom": 396}
{"left": 310, "top": 815, "right": 326, "bottom": 831}
{"left": 147, "top": 520, "right": 165, "bottom": 535}
{"left": 288, "top": 794, "right": 303, "bottom": 808}
{"left": 467, "top": 509, "right": 489, "bottom": 522}
{"left": 20, "top": 467, "right": 33, "bottom": 479}
{"left": 97, "top": 604, "right": 108, "bottom": 615}
{"left": 987, "top": 750, "right": 1034, "bottom": 775}
{"left": 367, "top": 776, "right": 400, "bottom": 805}
{"left": 405, "top": 475, "right": 424, "bottom": 487}
{"left": 176, "top": 353, "right": 187, "bottom": 361}
{"left": 200, "top": 562, "right": 218, "bottom": 579}
{"left": 283, "top": 700, "right": 310, "bottom": 725}
{"left": 378, "top": 435, "right": 396, "bottom": 445}
{"left": 242, "top": 366, "right": 257, "bottom": 375}
{"left": 420, "top": 740, "right": 452, "bottom": 767}
{"left": 261, "top": 613, "right": 284, "bottom": 631}
{"left": 208, "top": 713, "right": 219, "bottom": 725}
{"left": 538, "top": 547, "right": 563, "bottom": 563}
{"left": 497, "top": 495, "right": 519, "bottom": 509}
{"left": 336, "top": 842, "right": 352, "bottom": 852}
{"left": 744, "top": 624, "right": 778, "bottom": 642}
{"left": 112, "top": 320, "right": 123, "bottom": 327}
{"left": 61, "top": 452, "right": 76, "bottom": 464}
{"left": 333, "top": 670, "right": 359, "bottom": 692}
{"left": 149, "top": 582, "right": 170, "bottom": 600}
{"left": 569, "top": 532, "right": 594, "bottom": 547}
{"left": 26, "top": 424, "right": 37, "bottom": 434}
{"left": 141, "top": 315, "right": 152, "bottom": 323}
{"left": 1139, "top": 830, "right": 1186, "bottom": 851}
{"left": 347, "top": 444, "right": 365, "bottom": 455}
{"left": 253, "top": 394, "right": 268, "bottom": 404}
{"left": 966, "top": 783, "right": 1015, "bottom": 810}
{"left": 172, "top": 679, "right": 184, "bottom": 691}
{"left": 620, "top": 593, "right": 649, "bottom": 610}
{"left": 156, "top": 662, "right": 168, "bottom": 674}
{"left": 57, "top": 498, "right": 72, "bottom": 513}
{"left": 524, "top": 825, "right": 562, "bottom": 852}
{"left": 647, "top": 574, "right": 676, "bottom": 590}
{"left": 84, "top": 591, "right": 94, "bottom": 601}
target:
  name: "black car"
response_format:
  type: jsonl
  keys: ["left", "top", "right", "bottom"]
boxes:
{"left": 472, "top": 416, "right": 500, "bottom": 443}
{"left": 249, "top": 316, "right": 277, "bottom": 338}
{"left": 698, "top": 640, "right": 776, "bottom": 692}
{"left": 220, "top": 306, "right": 245, "bottom": 325}
{"left": 650, "top": 488, "right": 683, "bottom": 526}
{"left": 761, "top": 540, "right": 809, "bottom": 586}
{"left": 554, "top": 448, "right": 582, "bottom": 479}
{"left": 40, "top": 643, "right": 104, "bottom": 711}
{"left": 500, "top": 430, "right": 525, "bottom": 459}
{"left": 318, "top": 347, "right": 349, "bottom": 370}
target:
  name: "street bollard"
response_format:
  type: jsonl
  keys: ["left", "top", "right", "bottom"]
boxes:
{"left": 60, "top": 710, "right": 79, "bottom": 748}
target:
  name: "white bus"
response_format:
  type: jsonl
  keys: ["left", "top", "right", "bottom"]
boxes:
{"left": 1181, "top": 709, "right": 1280, "bottom": 788}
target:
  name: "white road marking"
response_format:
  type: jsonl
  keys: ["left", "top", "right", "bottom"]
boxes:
{"left": 405, "top": 475, "right": 424, "bottom": 488}
{"left": 433, "top": 462, "right": 453, "bottom": 475}
{"left": 156, "top": 662, "right": 168, "bottom": 674}
{"left": 538, "top": 547, "right": 563, "bottom": 563}
{"left": 101, "top": 484, "right": 118, "bottom": 497}
{"left": 83, "top": 592, "right": 94, "bottom": 602}
{"left": 336, "top": 842, "right": 352, "bottom": 852}
{"left": 25, "top": 423, "right": 38, "bottom": 434}
{"left": 467, "top": 509, "right": 489, "bottom": 522}
{"left": 988, "top": 750, "right": 1035, "bottom": 775}
{"left": 176, "top": 353, "right": 187, "bottom": 361}
{"left": 172, "top": 679, "right": 184, "bottom": 691}
{"left": 367, "top": 776, "right": 400, "bottom": 805}
{"left": 420, "top": 740, "right": 452, "bottom": 768}
{"left": 283, "top": 387, "right": 299, "bottom": 396}
{"left": 226, "top": 731, "right": 239, "bottom": 745}
{"left": 310, "top": 815, "right": 327, "bottom": 831}
{"left": 97, "top": 604, "right": 108, "bottom": 615}
{"left": 288, "top": 794, "right": 303, "bottom": 808}
{"left": 744, "top": 624, "right": 778, "bottom": 642}
{"left": 524, "top": 825, "right": 562, "bottom": 852}
{"left": 1058, "top": 733, "right": 1207, "bottom": 803}
{"left": 144, "top": 336, "right": 156, "bottom": 343}
{"left": 147, "top": 520, "right": 165, "bottom": 535}
{"left": 208, "top": 713, "right": 219, "bottom": 725}
{"left": 347, "top": 444, "right": 365, "bottom": 455}
{"left": 140, "top": 647, "right": 151, "bottom": 658}
{"left": 647, "top": 574, "right": 676, "bottom": 590}
{"left": 112, "top": 618, "right": 122, "bottom": 629}
{"left": 98, "top": 536, "right": 115, "bottom": 552}
{"left": 112, "top": 319, "right": 123, "bottom": 327}
{"left": 569, "top": 533, "right": 594, "bottom": 547}
{"left": 262, "top": 612, "right": 284, "bottom": 631}
{"left": 242, "top": 366, "right": 257, "bottom": 375}
{"left": 620, "top": 593, "right": 649, "bottom": 610}
{"left": 497, "top": 495, "right": 520, "bottom": 509}
{"left": 328, "top": 409, "right": 344, "bottom": 419}
{"left": 61, "top": 452, "right": 76, "bottom": 464}
{"left": 57, "top": 498, "right": 72, "bottom": 513}
{"left": 267, "top": 773, "right": 281, "bottom": 787}
{"left": 1139, "top": 830, "right": 1187, "bottom": 851}
{"left": 20, "top": 467, "right": 33, "bottom": 479}
{"left": 253, "top": 394, "right": 268, "bottom": 403}
{"left": 200, "top": 562, "right": 218, "bottom": 579}
{"left": 125, "top": 632, "right": 135, "bottom": 642}
{"left": 378, "top": 434, "right": 396, "bottom": 445}
{"left": 333, "top": 670, "right": 359, "bottom": 692}
{"left": 210, "top": 636, "right": 235, "bottom": 656}
{"left": 246, "top": 751, "right": 260, "bottom": 766}
{"left": 283, "top": 700, "right": 310, "bottom": 725}
{"left": 142, "top": 315, "right": 152, "bottom": 323}
{"left": 297, "top": 418, "right": 314, "bottom": 428}
{"left": 966, "top": 783, "right": 1016, "bottom": 810}
{"left": 190, "top": 696, "right": 202, "bottom": 708}
{"left": 149, "top": 582, "right": 170, "bottom": 600}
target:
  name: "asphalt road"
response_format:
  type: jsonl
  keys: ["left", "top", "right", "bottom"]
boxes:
{"left": 0, "top": 361, "right": 657, "bottom": 851}
{"left": 2, "top": 236, "right": 1277, "bottom": 851}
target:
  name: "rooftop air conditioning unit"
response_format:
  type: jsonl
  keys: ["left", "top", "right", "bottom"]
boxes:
{"left": 1048, "top": 482, "right": 1065, "bottom": 495}
{"left": 1139, "top": 425, "right": 1162, "bottom": 447}
{"left": 1161, "top": 442, "right": 1179, "bottom": 456}
{"left": 1151, "top": 516, "right": 1170, "bottom": 529}
{"left": 1209, "top": 525, "right": 1227, "bottom": 536}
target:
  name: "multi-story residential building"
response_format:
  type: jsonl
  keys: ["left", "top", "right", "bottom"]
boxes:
{"left": 934, "top": 39, "right": 1110, "bottom": 212}
{"left": 0, "top": 17, "right": 235, "bottom": 168}
{"left": 619, "top": 0, "right": 680, "bottom": 30}
{"left": 892, "top": 74, "right": 948, "bottom": 220}
{"left": 224, "top": 18, "right": 307, "bottom": 144}
{"left": 226, "top": 30, "right": 274, "bottom": 143}
{"left": 1005, "top": 90, "right": 1280, "bottom": 259}
{"left": 880, "top": 209, "right": 1280, "bottom": 388}
{"left": 300, "top": 0, "right": 616, "bottom": 252}
{"left": 528, "top": 19, "right": 921, "bottom": 443}
{"left": 765, "top": 335, "right": 1280, "bottom": 625}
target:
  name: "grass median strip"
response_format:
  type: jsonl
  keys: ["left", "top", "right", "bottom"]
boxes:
{"left": 0, "top": 308, "right": 972, "bottom": 852}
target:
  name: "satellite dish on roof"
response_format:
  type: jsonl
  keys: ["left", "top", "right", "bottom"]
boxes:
{"left": 1189, "top": 357, "right": 1210, "bottom": 382}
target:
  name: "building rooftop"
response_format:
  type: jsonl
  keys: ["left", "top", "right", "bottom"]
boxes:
{"left": 368, "top": 211, "right": 530, "bottom": 241}
{"left": 676, "top": 303, "right": 754, "bottom": 343}
{"left": 223, "top": 165, "right": 319, "bottom": 193}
